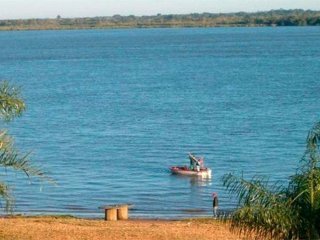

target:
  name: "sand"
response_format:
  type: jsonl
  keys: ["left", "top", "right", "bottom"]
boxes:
{"left": 0, "top": 216, "right": 247, "bottom": 240}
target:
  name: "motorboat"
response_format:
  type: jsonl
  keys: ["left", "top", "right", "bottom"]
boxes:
{"left": 170, "top": 166, "right": 212, "bottom": 177}
{"left": 170, "top": 153, "right": 212, "bottom": 178}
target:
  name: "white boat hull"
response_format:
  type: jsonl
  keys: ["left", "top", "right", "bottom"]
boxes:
{"left": 170, "top": 166, "right": 212, "bottom": 178}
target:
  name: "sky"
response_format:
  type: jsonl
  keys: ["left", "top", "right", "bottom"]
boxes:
{"left": 0, "top": 0, "right": 319, "bottom": 20}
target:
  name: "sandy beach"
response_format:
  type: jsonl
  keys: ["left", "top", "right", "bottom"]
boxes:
{"left": 0, "top": 216, "right": 246, "bottom": 240}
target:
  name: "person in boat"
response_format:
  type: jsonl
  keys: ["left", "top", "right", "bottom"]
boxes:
{"left": 189, "top": 153, "right": 203, "bottom": 172}
{"left": 189, "top": 153, "right": 197, "bottom": 171}
{"left": 189, "top": 157, "right": 194, "bottom": 170}
{"left": 189, "top": 153, "right": 197, "bottom": 170}
{"left": 199, "top": 157, "right": 204, "bottom": 169}
{"left": 195, "top": 160, "right": 200, "bottom": 172}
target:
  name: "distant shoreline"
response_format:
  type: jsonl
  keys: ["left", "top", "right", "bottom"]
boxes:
{"left": 0, "top": 25, "right": 317, "bottom": 32}
{"left": 0, "top": 25, "right": 302, "bottom": 32}
{"left": 0, "top": 9, "right": 319, "bottom": 31}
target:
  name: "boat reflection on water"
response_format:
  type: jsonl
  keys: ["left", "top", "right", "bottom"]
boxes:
{"left": 189, "top": 176, "right": 212, "bottom": 187}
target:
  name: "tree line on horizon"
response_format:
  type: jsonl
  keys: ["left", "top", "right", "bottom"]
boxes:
{"left": 0, "top": 9, "right": 320, "bottom": 30}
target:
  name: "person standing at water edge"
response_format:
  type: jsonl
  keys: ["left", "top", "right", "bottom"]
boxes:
{"left": 212, "top": 192, "right": 218, "bottom": 217}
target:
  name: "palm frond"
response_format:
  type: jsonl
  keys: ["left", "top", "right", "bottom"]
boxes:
{"left": 0, "top": 130, "right": 14, "bottom": 152}
{"left": 0, "top": 182, "right": 14, "bottom": 212}
{"left": 0, "top": 129, "right": 48, "bottom": 181}
{"left": 0, "top": 150, "right": 48, "bottom": 180}
{"left": 223, "top": 173, "right": 285, "bottom": 206}
{"left": 0, "top": 81, "right": 51, "bottom": 214}
{"left": 223, "top": 173, "right": 298, "bottom": 239}
{"left": 291, "top": 121, "right": 320, "bottom": 239}
{"left": 300, "top": 121, "right": 320, "bottom": 172}
{"left": 306, "top": 121, "right": 320, "bottom": 151}
{"left": 230, "top": 204, "right": 298, "bottom": 240}
{"left": 0, "top": 81, "right": 25, "bottom": 122}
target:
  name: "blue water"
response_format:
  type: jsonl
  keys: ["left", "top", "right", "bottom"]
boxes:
{"left": 0, "top": 27, "right": 319, "bottom": 219}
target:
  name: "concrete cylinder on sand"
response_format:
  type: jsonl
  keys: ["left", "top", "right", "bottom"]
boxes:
{"left": 105, "top": 208, "right": 117, "bottom": 221}
{"left": 117, "top": 205, "right": 128, "bottom": 220}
